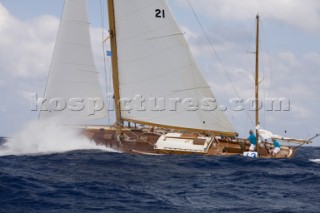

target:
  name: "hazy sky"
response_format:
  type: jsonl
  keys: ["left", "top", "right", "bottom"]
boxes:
{"left": 1, "top": 0, "right": 319, "bottom": 145}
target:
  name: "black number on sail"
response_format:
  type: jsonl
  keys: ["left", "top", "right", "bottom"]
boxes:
{"left": 155, "top": 9, "right": 165, "bottom": 18}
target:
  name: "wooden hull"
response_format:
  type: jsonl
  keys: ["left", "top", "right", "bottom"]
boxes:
{"left": 82, "top": 126, "right": 295, "bottom": 159}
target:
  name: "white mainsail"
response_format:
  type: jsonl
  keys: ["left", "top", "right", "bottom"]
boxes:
{"left": 113, "top": 0, "right": 234, "bottom": 133}
{"left": 40, "top": 0, "right": 107, "bottom": 124}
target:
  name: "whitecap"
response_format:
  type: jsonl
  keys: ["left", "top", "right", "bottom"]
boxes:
{"left": 0, "top": 118, "right": 118, "bottom": 156}
{"left": 309, "top": 159, "right": 320, "bottom": 163}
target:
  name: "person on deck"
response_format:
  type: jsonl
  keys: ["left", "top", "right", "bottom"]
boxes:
{"left": 271, "top": 138, "right": 281, "bottom": 157}
{"left": 248, "top": 130, "right": 257, "bottom": 151}
{"left": 232, "top": 132, "right": 239, "bottom": 141}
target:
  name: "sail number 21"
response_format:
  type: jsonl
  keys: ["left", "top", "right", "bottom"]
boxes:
{"left": 155, "top": 9, "right": 165, "bottom": 18}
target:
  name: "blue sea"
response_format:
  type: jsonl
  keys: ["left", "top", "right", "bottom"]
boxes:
{"left": 0, "top": 137, "right": 319, "bottom": 212}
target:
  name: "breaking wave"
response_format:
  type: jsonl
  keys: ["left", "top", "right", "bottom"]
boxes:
{"left": 0, "top": 119, "right": 116, "bottom": 156}
{"left": 310, "top": 159, "right": 320, "bottom": 163}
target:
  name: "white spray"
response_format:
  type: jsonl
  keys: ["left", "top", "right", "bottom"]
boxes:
{"left": 309, "top": 159, "right": 320, "bottom": 163}
{"left": 0, "top": 118, "right": 117, "bottom": 156}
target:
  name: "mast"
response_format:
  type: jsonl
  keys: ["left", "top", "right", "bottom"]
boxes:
{"left": 105, "top": 0, "right": 235, "bottom": 137}
{"left": 255, "top": 14, "right": 260, "bottom": 151}
{"left": 108, "top": 0, "right": 122, "bottom": 135}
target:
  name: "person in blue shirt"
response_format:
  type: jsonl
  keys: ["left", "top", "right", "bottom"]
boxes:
{"left": 247, "top": 130, "right": 257, "bottom": 151}
{"left": 271, "top": 138, "right": 281, "bottom": 157}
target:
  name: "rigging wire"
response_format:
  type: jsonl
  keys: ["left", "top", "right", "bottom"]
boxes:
{"left": 99, "top": 0, "right": 111, "bottom": 124}
{"left": 244, "top": 19, "right": 258, "bottom": 130}
{"left": 186, "top": 0, "right": 254, "bottom": 126}
{"left": 260, "top": 21, "right": 274, "bottom": 101}
{"left": 260, "top": 20, "right": 310, "bottom": 138}
{"left": 259, "top": 23, "right": 267, "bottom": 129}
{"left": 244, "top": 17, "right": 262, "bottom": 128}
{"left": 265, "top": 34, "right": 274, "bottom": 130}
{"left": 260, "top": 20, "right": 286, "bottom": 131}
{"left": 261, "top": 20, "right": 289, "bottom": 134}
{"left": 245, "top": 20, "right": 256, "bottom": 81}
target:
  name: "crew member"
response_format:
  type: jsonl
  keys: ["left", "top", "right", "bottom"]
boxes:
{"left": 248, "top": 130, "right": 257, "bottom": 151}
{"left": 271, "top": 138, "right": 281, "bottom": 157}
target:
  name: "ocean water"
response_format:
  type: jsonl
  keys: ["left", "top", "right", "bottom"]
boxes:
{"left": 0, "top": 137, "right": 319, "bottom": 212}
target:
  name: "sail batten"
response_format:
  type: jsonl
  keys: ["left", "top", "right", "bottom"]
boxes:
{"left": 113, "top": 0, "right": 234, "bottom": 133}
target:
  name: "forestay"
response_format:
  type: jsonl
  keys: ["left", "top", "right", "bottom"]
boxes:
{"left": 40, "top": 0, "right": 107, "bottom": 124}
{"left": 113, "top": 0, "right": 234, "bottom": 134}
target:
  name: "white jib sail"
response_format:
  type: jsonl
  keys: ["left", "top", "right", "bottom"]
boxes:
{"left": 40, "top": 0, "right": 107, "bottom": 124}
{"left": 113, "top": 0, "right": 234, "bottom": 133}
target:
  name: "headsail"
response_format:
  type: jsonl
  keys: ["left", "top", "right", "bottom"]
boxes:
{"left": 40, "top": 0, "right": 107, "bottom": 124}
{"left": 113, "top": 0, "right": 234, "bottom": 134}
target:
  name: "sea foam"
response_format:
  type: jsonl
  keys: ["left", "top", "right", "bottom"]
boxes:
{"left": 0, "top": 118, "right": 117, "bottom": 156}
{"left": 309, "top": 159, "right": 320, "bottom": 163}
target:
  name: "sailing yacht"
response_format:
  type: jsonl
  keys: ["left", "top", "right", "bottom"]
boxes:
{"left": 40, "top": 0, "right": 311, "bottom": 158}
